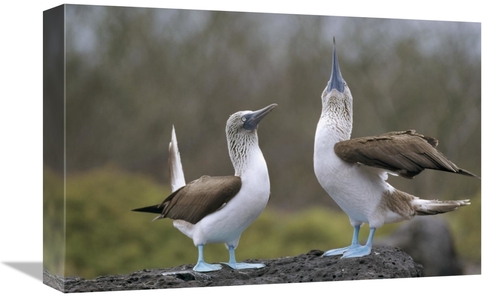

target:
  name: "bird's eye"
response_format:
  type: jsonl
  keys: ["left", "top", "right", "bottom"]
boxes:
{"left": 241, "top": 116, "right": 247, "bottom": 122}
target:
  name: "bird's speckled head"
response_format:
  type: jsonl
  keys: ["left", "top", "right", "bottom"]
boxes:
{"left": 226, "top": 103, "right": 277, "bottom": 135}
{"left": 226, "top": 103, "right": 277, "bottom": 175}
{"left": 320, "top": 38, "right": 353, "bottom": 139}
{"left": 321, "top": 38, "right": 352, "bottom": 107}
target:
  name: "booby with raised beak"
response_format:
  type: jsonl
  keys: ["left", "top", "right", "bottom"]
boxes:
{"left": 133, "top": 104, "right": 277, "bottom": 271}
{"left": 313, "top": 38, "right": 479, "bottom": 258}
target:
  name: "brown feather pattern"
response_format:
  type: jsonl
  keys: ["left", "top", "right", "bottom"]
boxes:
{"left": 334, "top": 130, "right": 479, "bottom": 179}
{"left": 154, "top": 175, "right": 242, "bottom": 224}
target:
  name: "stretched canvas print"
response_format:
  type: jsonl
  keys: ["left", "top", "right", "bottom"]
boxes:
{"left": 43, "top": 3, "right": 481, "bottom": 293}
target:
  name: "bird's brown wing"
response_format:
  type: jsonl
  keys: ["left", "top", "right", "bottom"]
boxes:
{"left": 334, "top": 130, "right": 479, "bottom": 179}
{"left": 156, "top": 175, "right": 242, "bottom": 224}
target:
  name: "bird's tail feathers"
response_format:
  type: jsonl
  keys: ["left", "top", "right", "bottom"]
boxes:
{"left": 414, "top": 199, "right": 470, "bottom": 216}
{"left": 132, "top": 205, "right": 162, "bottom": 214}
{"left": 169, "top": 125, "right": 186, "bottom": 192}
{"left": 132, "top": 205, "right": 165, "bottom": 222}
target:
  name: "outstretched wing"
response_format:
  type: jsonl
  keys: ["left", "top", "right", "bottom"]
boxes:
{"left": 334, "top": 130, "right": 479, "bottom": 179}
{"left": 133, "top": 175, "right": 242, "bottom": 224}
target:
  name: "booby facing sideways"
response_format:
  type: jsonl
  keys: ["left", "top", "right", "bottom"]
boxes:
{"left": 133, "top": 103, "right": 277, "bottom": 272}
{"left": 313, "top": 39, "right": 479, "bottom": 258}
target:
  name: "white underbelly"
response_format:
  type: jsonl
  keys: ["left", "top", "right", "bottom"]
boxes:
{"left": 204, "top": 201, "right": 266, "bottom": 243}
{"left": 186, "top": 172, "right": 270, "bottom": 246}
{"left": 314, "top": 152, "right": 390, "bottom": 226}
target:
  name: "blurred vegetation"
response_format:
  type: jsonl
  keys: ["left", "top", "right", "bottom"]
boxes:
{"left": 43, "top": 5, "right": 481, "bottom": 279}
{"left": 43, "top": 166, "right": 479, "bottom": 279}
{"left": 448, "top": 192, "right": 481, "bottom": 261}
{"left": 43, "top": 167, "right": 65, "bottom": 277}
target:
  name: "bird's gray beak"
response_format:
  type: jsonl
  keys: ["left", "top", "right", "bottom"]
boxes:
{"left": 327, "top": 38, "right": 345, "bottom": 93}
{"left": 243, "top": 103, "right": 278, "bottom": 130}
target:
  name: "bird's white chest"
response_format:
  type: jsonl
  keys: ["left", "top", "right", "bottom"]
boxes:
{"left": 314, "top": 122, "right": 388, "bottom": 224}
{"left": 192, "top": 152, "right": 270, "bottom": 245}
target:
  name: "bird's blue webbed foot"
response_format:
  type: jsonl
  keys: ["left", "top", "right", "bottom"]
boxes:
{"left": 322, "top": 244, "right": 360, "bottom": 257}
{"left": 222, "top": 261, "right": 265, "bottom": 270}
{"left": 341, "top": 244, "right": 372, "bottom": 258}
{"left": 221, "top": 245, "right": 265, "bottom": 270}
{"left": 193, "top": 261, "right": 222, "bottom": 272}
{"left": 323, "top": 226, "right": 376, "bottom": 258}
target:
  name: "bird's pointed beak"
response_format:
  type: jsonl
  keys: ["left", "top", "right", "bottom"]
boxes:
{"left": 327, "top": 37, "right": 345, "bottom": 93}
{"left": 243, "top": 103, "right": 278, "bottom": 130}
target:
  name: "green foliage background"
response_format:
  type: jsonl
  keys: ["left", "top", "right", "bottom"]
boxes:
{"left": 43, "top": 166, "right": 480, "bottom": 279}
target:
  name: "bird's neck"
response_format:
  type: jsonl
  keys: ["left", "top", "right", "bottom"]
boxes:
{"left": 228, "top": 133, "right": 265, "bottom": 177}
{"left": 314, "top": 92, "right": 353, "bottom": 186}
{"left": 319, "top": 96, "right": 353, "bottom": 142}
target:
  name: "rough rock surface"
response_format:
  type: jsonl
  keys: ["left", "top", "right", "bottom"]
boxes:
{"left": 43, "top": 246, "right": 424, "bottom": 293}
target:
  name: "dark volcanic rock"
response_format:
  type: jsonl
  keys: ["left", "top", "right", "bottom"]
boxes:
{"left": 43, "top": 246, "right": 424, "bottom": 293}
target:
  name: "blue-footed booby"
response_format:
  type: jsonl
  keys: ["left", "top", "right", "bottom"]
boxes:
{"left": 313, "top": 38, "right": 479, "bottom": 258}
{"left": 133, "top": 103, "right": 277, "bottom": 272}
